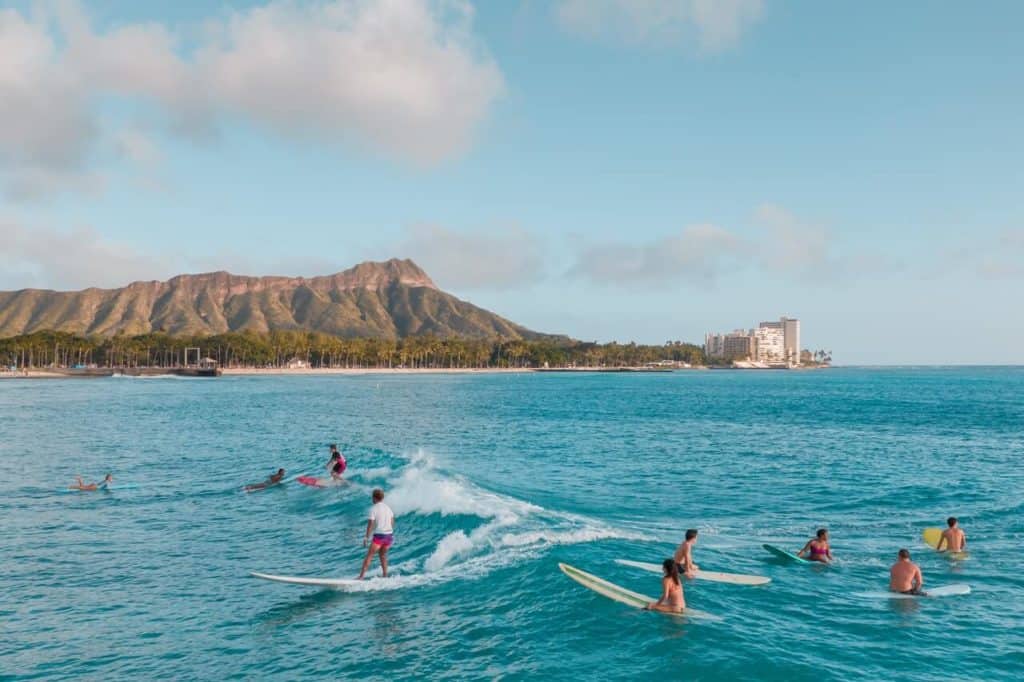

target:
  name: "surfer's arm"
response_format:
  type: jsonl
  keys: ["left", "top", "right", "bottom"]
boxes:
{"left": 936, "top": 535, "right": 947, "bottom": 552}
{"left": 796, "top": 541, "right": 811, "bottom": 558}
{"left": 362, "top": 519, "right": 374, "bottom": 546}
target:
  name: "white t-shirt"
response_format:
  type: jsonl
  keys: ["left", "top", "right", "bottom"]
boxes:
{"left": 368, "top": 502, "right": 394, "bottom": 535}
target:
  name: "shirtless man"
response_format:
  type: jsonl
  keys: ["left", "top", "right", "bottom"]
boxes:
{"left": 936, "top": 517, "right": 967, "bottom": 553}
{"left": 673, "top": 529, "right": 699, "bottom": 578}
{"left": 890, "top": 549, "right": 924, "bottom": 594}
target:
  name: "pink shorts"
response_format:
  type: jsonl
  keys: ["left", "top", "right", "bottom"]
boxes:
{"left": 372, "top": 533, "right": 393, "bottom": 548}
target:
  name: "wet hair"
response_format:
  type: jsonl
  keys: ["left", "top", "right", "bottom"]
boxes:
{"left": 372, "top": 488, "right": 384, "bottom": 503}
{"left": 662, "top": 558, "right": 681, "bottom": 585}
{"left": 104, "top": 473, "right": 112, "bottom": 479}
{"left": 330, "top": 444, "right": 338, "bottom": 451}
{"left": 816, "top": 528, "right": 828, "bottom": 539}
{"left": 685, "top": 529, "right": 698, "bottom": 541}
{"left": 276, "top": 469, "right": 285, "bottom": 475}
{"left": 947, "top": 517, "right": 957, "bottom": 527}
{"left": 898, "top": 548, "right": 910, "bottom": 559}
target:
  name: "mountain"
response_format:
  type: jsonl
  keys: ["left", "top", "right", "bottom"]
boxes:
{"left": 0, "top": 259, "right": 552, "bottom": 340}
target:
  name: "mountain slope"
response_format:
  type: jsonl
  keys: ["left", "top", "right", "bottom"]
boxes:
{"left": 0, "top": 259, "right": 550, "bottom": 340}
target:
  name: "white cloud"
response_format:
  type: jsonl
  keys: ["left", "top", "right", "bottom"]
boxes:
{"left": 0, "top": 0, "right": 504, "bottom": 199}
{"left": 568, "top": 223, "right": 747, "bottom": 286}
{"left": 0, "top": 219, "right": 173, "bottom": 290}
{"left": 394, "top": 223, "right": 546, "bottom": 290}
{"left": 555, "top": 0, "right": 764, "bottom": 52}
{"left": 566, "top": 205, "right": 894, "bottom": 288}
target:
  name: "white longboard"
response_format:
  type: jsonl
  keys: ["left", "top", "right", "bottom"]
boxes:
{"left": 558, "top": 563, "right": 721, "bottom": 621}
{"left": 855, "top": 584, "right": 971, "bottom": 599}
{"left": 615, "top": 559, "right": 771, "bottom": 586}
{"left": 250, "top": 571, "right": 369, "bottom": 588}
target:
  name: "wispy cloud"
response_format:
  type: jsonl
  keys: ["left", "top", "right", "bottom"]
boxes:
{"left": 0, "top": 219, "right": 173, "bottom": 290}
{"left": 0, "top": 0, "right": 504, "bottom": 199}
{"left": 566, "top": 204, "right": 894, "bottom": 288}
{"left": 393, "top": 223, "right": 547, "bottom": 291}
{"left": 555, "top": 0, "right": 764, "bottom": 52}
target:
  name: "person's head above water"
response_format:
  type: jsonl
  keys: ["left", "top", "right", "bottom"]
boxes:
{"left": 330, "top": 444, "right": 338, "bottom": 452}
{"left": 662, "top": 558, "right": 680, "bottom": 584}
{"left": 947, "top": 517, "right": 958, "bottom": 528}
{"left": 276, "top": 468, "right": 284, "bottom": 476}
{"left": 898, "top": 548, "right": 910, "bottom": 560}
{"left": 685, "top": 529, "right": 698, "bottom": 541}
{"left": 372, "top": 488, "right": 384, "bottom": 503}
{"left": 104, "top": 473, "right": 112, "bottom": 481}
{"left": 816, "top": 528, "right": 828, "bottom": 540}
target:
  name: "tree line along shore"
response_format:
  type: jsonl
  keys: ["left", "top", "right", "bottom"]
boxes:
{"left": 0, "top": 330, "right": 707, "bottom": 371}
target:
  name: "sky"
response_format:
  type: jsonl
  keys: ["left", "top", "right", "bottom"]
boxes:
{"left": 1, "top": 0, "right": 1022, "bottom": 364}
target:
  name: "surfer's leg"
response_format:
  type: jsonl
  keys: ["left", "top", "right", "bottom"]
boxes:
{"left": 379, "top": 545, "right": 390, "bottom": 577}
{"left": 358, "top": 544, "right": 379, "bottom": 579}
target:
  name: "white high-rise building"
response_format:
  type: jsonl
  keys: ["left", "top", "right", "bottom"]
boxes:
{"left": 754, "top": 326, "right": 785, "bottom": 362}
{"left": 759, "top": 317, "right": 801, "bottom": 365}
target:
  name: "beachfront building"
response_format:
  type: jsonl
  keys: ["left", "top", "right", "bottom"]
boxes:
{"left": 706, "top": 330, "right": 757, "bottom": 361}
{"left": 754, "top": 326, "right": 785, "bottom": 363}
{"left": 707, "top": 317, "right": 802, "bottom": 365}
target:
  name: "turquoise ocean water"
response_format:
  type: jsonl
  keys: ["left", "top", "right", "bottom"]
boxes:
{"left": 2, "top": 369, "right": 1023, "bottom": 680}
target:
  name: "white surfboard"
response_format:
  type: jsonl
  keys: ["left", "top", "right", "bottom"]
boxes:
{"left": 855, "top": 584, "right": 971, "bottom": 599}
{"left": 615, "top": 559, "right": 771, "bottom": 586}
{"left": 250, "top": 571, "right": 371, "bottom": 588}
{"left": 558, "top": 563, "right": 721, "bottom": 621}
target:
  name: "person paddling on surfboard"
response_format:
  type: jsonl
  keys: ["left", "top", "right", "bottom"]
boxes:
{"left": 357, "top": 488, "right": 394, "bottom": 579}
{"left": 673, "top": 529, "right": 700, "bottom": 578}
{"left": 890, "top": 549, "right": 924, "bottom": 595}
{"left": 244, "top": 468, "right": 285, "bottom": 492}
{"left": 645, "top": 559, "right": 685, "bottom": 614}
{"left": 797, "top": 528, "right": 833, "bottom": 563}
{"left": 69, "top": 473, "right": 112, "bottom": 491}
{"left": 936, "top": 517, "right": 967, "bottom": 554}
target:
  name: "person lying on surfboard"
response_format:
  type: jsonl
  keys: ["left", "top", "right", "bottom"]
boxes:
{"left": 244, "top": 468, "right": 285, "bottom": 492}
{"left": 326, "top": 444, "right": 347, "bottom": 480}
{"left": 673, "top": 529, "right": 699, "bottom": 578}
{"left": 890, "top": 549, "right": 924, "bottom": 594}
{"left": 357, "top": 488, "right": 394, "bottom": 579}
{"left": 68, "top": 473, "right": 112, "bottom": 491}
{"left": 797, "top": 528, "right": 833, "bottom": 563}
{"left": 936, "top": 517, "right": 967, "bottom": 553}
{"left": 646, "top": 559, "right": 685, "bottom": 614}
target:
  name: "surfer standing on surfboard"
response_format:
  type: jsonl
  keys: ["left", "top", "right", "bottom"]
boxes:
{"left": 797, "top": 529, "right": 833, "bottom": 563}
{"left": 890, "top": 549, "right": 924, "bottom": 594}
{"left": 357, "top": 488, "right": 394, "bottom": 579}
{"left": 673, "top": 529, "right": 699, "bottom": 578}
{"left": 936, "top": 517, "right": 967, "bottom": 553}
{"left": 326, "top": 444, "right": 347, "bottom": 480}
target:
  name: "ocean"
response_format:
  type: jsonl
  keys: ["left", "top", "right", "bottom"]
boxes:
{"left": 2, "top": 368, "right": 1022, "bottom": 680}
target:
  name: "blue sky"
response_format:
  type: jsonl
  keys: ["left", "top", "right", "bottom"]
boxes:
{"left": 1, "top": 1, "right": 1022, "bottom": 363}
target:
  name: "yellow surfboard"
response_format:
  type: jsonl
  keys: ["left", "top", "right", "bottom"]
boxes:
{"left": 922, "top": 528, "right": 969, "bottom": 560}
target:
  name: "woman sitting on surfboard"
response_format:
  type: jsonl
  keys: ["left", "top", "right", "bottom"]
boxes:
{"left": 797, "top": 528, "right": 833, "bottom": 564}
{"left": 68, "top": 473, "right": 112, "bottom": 491}
{"left": 646, "top": 559, "right": 685, "bottom": 614}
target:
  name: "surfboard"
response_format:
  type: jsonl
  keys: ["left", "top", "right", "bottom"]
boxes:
{"left": 250, "top": 571, "right": 367, "bottom": 588}
{"left": 922, "top": 528, "right": 970, "bottom": 560}
{"left": 762, "top": 544, "right": 813, "bottom": 564}
{"left": 296, "top": 476, "right": 347, "bottom": 488}
{"left": 855, "top": 584, "right": 971, "bottom": 599}
{"left": 614, "top": 559, "right": 771, "bottom": 585}
{"left": 557, "top": 563, "right": 721, "bottom": 621}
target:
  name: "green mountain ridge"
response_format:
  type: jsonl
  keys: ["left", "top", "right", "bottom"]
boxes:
{"left": 0, "top": 259, "right": 554, "bottom": 340}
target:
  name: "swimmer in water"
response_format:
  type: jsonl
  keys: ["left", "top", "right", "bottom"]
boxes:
{"left": 797, "top": 528, "right": 833, "bottom": 564}
{"left": 646, "top": 559, "right": 685, "bottom": 614}
{"left": 69, "top": 473, "right": 112, "bottom": 491}
{"left": 936, "top": 517, "right": 967, "bottom": 554}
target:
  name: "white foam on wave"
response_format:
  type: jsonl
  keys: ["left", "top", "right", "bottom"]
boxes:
{"left": 360, "top": 450, "right": 639, "bottom": 580}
